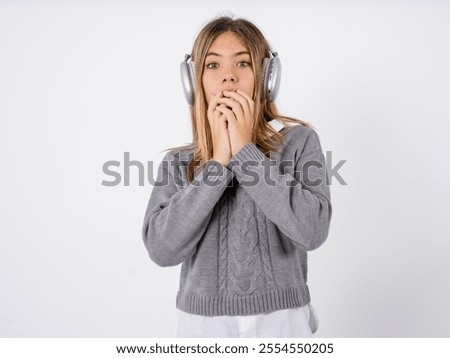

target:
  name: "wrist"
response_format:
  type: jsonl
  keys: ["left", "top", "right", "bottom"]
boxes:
{"left": 212, "top": 157, "right": 229, "bottom": 167}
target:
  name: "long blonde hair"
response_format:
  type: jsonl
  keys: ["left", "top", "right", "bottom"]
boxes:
{"left": 164, "top": 15, "right": 313, "bottom": 183}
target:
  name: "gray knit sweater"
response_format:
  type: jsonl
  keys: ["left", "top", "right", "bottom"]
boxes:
{"left": 142, "top": 123, "right": 332, "bottom": 316}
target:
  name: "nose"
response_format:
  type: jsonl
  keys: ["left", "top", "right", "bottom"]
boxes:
{"left": 222, "top": 73, "right": 238, "bottom": 92}
{"left": 222, "top": 70, "right": 238, "bottom": 85}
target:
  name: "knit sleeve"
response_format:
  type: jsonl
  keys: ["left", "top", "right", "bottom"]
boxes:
{"left": 142, "top": 152, "right": 234, "bottom": 267}
{"left": 226, "top": 127, "right": 332, "bottom": 251}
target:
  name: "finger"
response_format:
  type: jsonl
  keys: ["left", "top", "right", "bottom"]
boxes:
{"left": 213, "top": 108, "right": 225, "bottom": 128}
{"left": 213, "top": 107, "right": 228, "bottom": 125}
{"left": 213, "top": 109, "right": 228, "bottom": 132}
{"left": 236, "top": 89, "right": 254, "bottom": 112}
{"left": 215, "top": 106, "right": 237, "bottom": 125}
{"left": 207, "top": 91, "right": 223, "bottom": 124}
{"left": 236, "top": 89, "right": 255, "bottom": 119}
{"left": 216, "top": 97, "right": 244, "bottom": 122}
{"left": 223, "top": 90, "right": 252, "bottom": 121}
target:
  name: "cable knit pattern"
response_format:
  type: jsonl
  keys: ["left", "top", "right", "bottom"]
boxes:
{"left": 142, "top": 123, "right": 332, "bottom": 316}
{"left": 228, "top": 186, "right": 264, "bottom": 295}
{"left": 255, "top": 206, "right": 278, "bottom": 291}
{"left": 217, "top": 184, "right": 278, "bottom": 297}
{"left": 217, "top": 193, "right": 229, "bottom": 296}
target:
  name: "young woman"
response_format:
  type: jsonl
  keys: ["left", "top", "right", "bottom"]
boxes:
{"left": 142, "top": 15, "right": 332, "bottom": 338}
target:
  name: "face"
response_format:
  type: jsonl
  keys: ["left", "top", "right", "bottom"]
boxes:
{"left": 202, "top": 31, "right": 255, "bottom": 104}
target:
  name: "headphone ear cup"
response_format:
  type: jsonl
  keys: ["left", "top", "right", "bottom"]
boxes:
{"left": 180, "top": 60, "right": 195, "bottom": 105}
{"left": 261, "top": 57, "right": 270, "bottom": 101}
{"left": 264, "top": 56, "right": 281, "bottom": 102}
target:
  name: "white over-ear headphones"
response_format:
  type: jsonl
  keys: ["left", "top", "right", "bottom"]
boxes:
{"left": 180, "top": 51, "right": 281, "bottom": 106}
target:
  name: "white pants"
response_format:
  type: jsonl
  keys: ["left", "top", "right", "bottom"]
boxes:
{"left": 175, "top": 303, "right": 318, "bottom": 338}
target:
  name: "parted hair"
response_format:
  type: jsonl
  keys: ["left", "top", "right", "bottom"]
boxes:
{"left": 164, "top": 15, "right": 312, "bottom": 183}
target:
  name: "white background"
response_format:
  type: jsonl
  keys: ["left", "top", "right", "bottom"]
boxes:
{"left": 1, "top": 0, "right": 449, "bottom": 338}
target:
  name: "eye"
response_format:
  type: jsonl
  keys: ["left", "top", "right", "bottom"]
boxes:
{"left": 238, "top": 61, "right": 251, "bottom": 68}
{"left": 206, "top": 62, "right": 219, "bottom": 69}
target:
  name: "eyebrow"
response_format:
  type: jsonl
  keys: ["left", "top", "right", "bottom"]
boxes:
{"left": 206, "top": 51, "right": 251, "bottom": 58}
